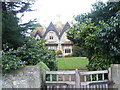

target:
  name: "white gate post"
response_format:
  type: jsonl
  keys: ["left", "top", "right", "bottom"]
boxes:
{"left": 108, "top": 67, "right": 112, "bottom": 81}
{"left": 75, "top": 69, "right": 80, "bottom": 88}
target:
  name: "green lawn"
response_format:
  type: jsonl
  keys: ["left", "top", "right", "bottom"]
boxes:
{"left": 57, "top": 57, "right": 89, "bottom": 70}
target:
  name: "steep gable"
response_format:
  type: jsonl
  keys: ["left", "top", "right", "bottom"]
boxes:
{"left": 59, "top": 22, "right": 70, "bottom": 39}
{"left": 43, "top": 22, "right": 59, "bottom": 38}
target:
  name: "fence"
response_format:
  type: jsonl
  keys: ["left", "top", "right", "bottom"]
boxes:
{"left": 43, "top": 69, "right": 111, "bottom": 89}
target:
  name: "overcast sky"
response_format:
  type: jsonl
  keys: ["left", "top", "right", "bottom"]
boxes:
{"left": 19, "top": 0, "right": 108, "bottom": 27}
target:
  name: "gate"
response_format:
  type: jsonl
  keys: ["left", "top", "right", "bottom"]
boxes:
{"left": 43, "top": 69, "right": 112, "bottom": 89}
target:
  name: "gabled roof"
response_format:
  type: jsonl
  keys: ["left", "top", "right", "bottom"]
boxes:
{"left": 32, "top": 22, "right": 70, "bottom": 40}
{"left": 34, "top": 31, "right": 43, "bottom": 38}
{"left": 59, "top": 22, "right": 70, "bottom": 39}
{"left": 31, "top": 27, "right": 45, "bottom": 38}
{"left": 43, "top": 22, "right": 59, "bottom": 38}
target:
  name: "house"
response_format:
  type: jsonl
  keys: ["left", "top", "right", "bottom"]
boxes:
{"left": 31, "top": 22, "right": 73, "bottom": 56}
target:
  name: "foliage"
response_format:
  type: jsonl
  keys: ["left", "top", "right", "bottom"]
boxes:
{"left": 72, "top": 45, "right": 86, "bottom": 57}
{"left": 36, "top": 62, "right": 50, "bottom": 71}
{"left": 67, "top": 1, "right": 120, "bottom": 71}
{"left": 2, "top": 2, "right": 35, "bottom": 15}
{"left": 56, "top": 50, "right": 62, "bottom": 55}
{"left": 15, "top": 37, "right": 57, "bottom": 71}
{"left": 67, "top": 18, "right": 98, "bottom": 59}
{"left": 2, "top": 50, "right": 26, "bottom": 73}
{"left": 75, "top": 2, "right": 120, "bottom": 24}
{"left": 2, "top": 38, "right": 57, "bottom": 72}
{"left": 2, "top": 2, "right": 37, "bottom": 49}
{"left": 2, "top": 11, "right": 26, "bottom": 49}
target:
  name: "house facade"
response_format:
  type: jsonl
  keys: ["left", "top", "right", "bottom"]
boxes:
{"left": 31, "top": 22, "right": 73, "bottom": 56}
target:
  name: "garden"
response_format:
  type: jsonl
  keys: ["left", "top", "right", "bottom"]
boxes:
{"left": 2, "top": 1, "right": 120, "bottom": 73}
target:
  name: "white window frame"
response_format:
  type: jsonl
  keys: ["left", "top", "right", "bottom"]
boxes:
{"left": 48, "top": 46, "right": 56, "bottom": 50}
{"left": 64, "top": 46, "right": 71, "bottom": 53}
{"left": 49, "top": 32, "right": 54, "bottom": 40}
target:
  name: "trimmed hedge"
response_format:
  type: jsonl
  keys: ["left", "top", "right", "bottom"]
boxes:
{"left": 36, "top": 61, "right": 50, "bottom": 71}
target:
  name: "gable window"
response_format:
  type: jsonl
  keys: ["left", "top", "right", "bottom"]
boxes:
{"left": 49, "top": 32, "right": 54, "bottom": 40}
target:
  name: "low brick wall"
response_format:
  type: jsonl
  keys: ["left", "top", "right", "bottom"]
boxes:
{"left": 2, "top": 66, "right": 41, "bottom": 88}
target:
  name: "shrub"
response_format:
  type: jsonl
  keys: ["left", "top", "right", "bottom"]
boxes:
{"left": 36, "top": 62, "right": 50, "bottom": 71}
{"left": 2, "top": 37, "right": 57, "bottom": 72}
{"left": 2, "top": 50, "right": 26, "bottom": 73}
{"left": 56, "top": 50, "right": 62, "bottom": 55}
{"left": 15, "top": 37, "right": 57, "bottom": 71}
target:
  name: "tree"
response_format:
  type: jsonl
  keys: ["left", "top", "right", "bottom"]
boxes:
{"left": 75, "top": 2, "right": 120, "bottom": 24}
{"left": 2, "top": 37, "right": 57, "bottom": 72}
{"left": 15, "top": 37, "right": 57, "bottom": 71}
{"left": 2, "top": 2, "right": 35, "bottom": 15}
{"left": 67, "top": 1, "right": 120, "bottom": 71}
{"left": 2, "top": 2, "right": 36, "bottom": 49}
{"left": 2, "top": 11, "right": 25, "bottom": 49}
{"left": 67, "top": 18, "right": 98, "bottom": 60}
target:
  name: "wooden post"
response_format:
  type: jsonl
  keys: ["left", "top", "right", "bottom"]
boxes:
{"left": 75, "top": 69, "right": 80, "bottom": 88}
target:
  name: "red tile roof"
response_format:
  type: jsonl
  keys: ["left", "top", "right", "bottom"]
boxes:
{"left": 31, "top": 27, "right": 46, "bottom": 37}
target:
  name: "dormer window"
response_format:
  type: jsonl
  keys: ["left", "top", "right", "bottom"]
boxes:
{"left": 49, "top": 32, "right": 54, "bottom": 40}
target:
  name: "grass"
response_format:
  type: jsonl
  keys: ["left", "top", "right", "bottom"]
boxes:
{"left": 57, "top": 57, "right": 89, "bottom": 70}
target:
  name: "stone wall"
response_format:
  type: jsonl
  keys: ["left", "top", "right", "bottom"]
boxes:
{"left": 2, "top": 66, "right": 41, "bottom": 88}
{"left": 111, "top": 64, "right": 120, "bottom": 90}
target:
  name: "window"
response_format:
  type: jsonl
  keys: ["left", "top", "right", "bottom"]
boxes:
{"left": 49, "top": 32, "right": 54, "bottom": 40}
{"left": 64, "top": 46, "right": 71, "bottom": 53}
{"left": 65, "top": 49, "right": 71, "bottom": 53}
{"left": 48, "top": 46, "right": 56, "bottom": 50}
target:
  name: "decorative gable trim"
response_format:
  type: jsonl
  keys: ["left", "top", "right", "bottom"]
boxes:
{"left": 43, "top": 22, "right": 59, "bottom": 39}
{"left": 59, "top": 22, "right": 70, "bottom": 39}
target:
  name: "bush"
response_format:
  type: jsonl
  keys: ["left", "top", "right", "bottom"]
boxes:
{"left": 2, "top": 50, "right": 26, "bottom": 73}
{"left": 56, "top": 50, "right": 62, "bottom": 55}
{"left": 15, "top": 37, "right": 57, "bottom": 71}
{"left": 2, "top": 37, "right": 57, "bottom": 72}
{"left": 36, "top": 62, "right": 50, "bottom": 71}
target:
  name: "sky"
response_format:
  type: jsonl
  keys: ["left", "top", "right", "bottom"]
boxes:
{"left": 18, "top": 0, "right": 108, "bottom": 27}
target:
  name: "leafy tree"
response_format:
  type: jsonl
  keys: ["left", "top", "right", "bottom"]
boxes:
{"left": 67, "top": 1, "right": 120, "bottom": 71}
{"left": 14, "top": 37, "right": 57, "bottom": 70}
{"left": 86, "top": 11, "right": 120, "bottom": 70}
{"left": 67, "top": 11, "right": 120, "bottom": 70}
{"left": 67, "top": 18, "right": 98, "bottom": 60}
{"left": 75, "top": 2, "right": 120, "bottom": 24}
{"left": 2, "top": 37, "right": 57, "bottom": 72}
